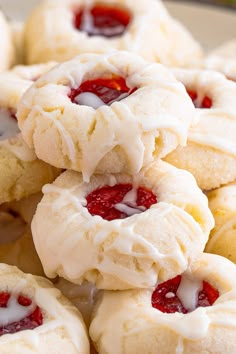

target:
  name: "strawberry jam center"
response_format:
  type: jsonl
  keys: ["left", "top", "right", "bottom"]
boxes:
{"left": 74, "top": 4, "right": 131, "bottom": 37}
{"left": 0, "top": 292, "right": 43, "bottom": 336}
{"left": 187, "top": 90, "right": 212, "bottom": 109}
{"left": 86, "top": 183, "right": 157, "bottom": 221}
{"left": 69, "top": 76, "right": 136, "bottom": 107}
{"left": 152, "top": 275, "right": 219, "bottom": 314}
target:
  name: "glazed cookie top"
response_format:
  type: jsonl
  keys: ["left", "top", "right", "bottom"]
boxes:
{"left": 0, "top": 263, "right": 89, "bottom": 353}
{"left": 24, "top": 0, "right": 202, "bottom": 67}
{"left": 0, "top": 11, "right": 15, "bottom": 72}
{"left": 18, "top": 51, "right": 195, "bottom": 180}
{"left": 90, "top": 254, "right": 236, "bottom": 354}
{"left": 205, "top": 40, "right": 236, "bottom": 81}
{"left": 171, "top": 68, "right": 236, "bottom": 156}
{"left": 32, "top": 160, "right": 214, "bottom": 289}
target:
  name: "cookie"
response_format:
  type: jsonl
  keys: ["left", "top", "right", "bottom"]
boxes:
{"left": 0, "top": 263, "right": 89, "bottom": 353}
{"left": 24, "top": 0, "right": 202, "bottom": 67}
{"left": 164, "top": 68, "right": 236, "bottom": 190}
{"left": 90, "top": 253, "right": 236, "bottom": 354}
{"left": 18, "top": 51, "right": 195, "bottom": 181}
{"left": 32, "top": 160, "right": 214, "bottom": 289}
{"left": 0, "top": 11, "right": 15, "bottom": 72}
{"left": 0, "top": 68, "right": 60, "bottom": 204}
{"left": 205, "top": 40, "right": 236, "bottom": 81}
{"left": 205, "top": 182, "right": 236, "bottom": 263}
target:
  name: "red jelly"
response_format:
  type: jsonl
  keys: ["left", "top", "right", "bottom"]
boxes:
{"left": 74, "top": 4, "right": 131, "bottom": 37}
{"left": 0, "top": 292, "right": 43, "bottom": 336}
{"left": 69, "top": 76, "right": 136, "bottom": 106}
{"left": 151, "top": 275, "right": 219, "bottom": 314}
{"left": 187, "top": 89, "right": 212, "bottom": 109}
{"left": 86, "top": 183, "right": 157, "bottom": 221}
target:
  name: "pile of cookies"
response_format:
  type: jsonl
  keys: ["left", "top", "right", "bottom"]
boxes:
{"left": 0, "top": 0, "right": 236, "bottom": 353}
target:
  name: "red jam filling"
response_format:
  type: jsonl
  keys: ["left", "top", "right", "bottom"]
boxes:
{"left": 0, "top": 292, "right": 43, "bottom": 336}
{"left": 69, "top": 76, "right": 136, "bottom": 106}
{"left": 74, "top": 4, "right": 131, "bottom": 37}
{"left": 86, "top": 183, "right": 157, "bottom": 221}
{"left": 187, "top": 90, "right": 212, "bottom": 109}
{"left": 151, "top": 275, "right": 219, "bottom": 314}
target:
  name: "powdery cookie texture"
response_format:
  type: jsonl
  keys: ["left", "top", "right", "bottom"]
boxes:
{"left": 23, "top": 0, "right": 203, "bottom": 67}
{"left": 32, "top": 160, "right": 214, "bottom": 290}
{"left": 18, "top": 51, "right": 195, "bottom": 181}
{"left": 164, "top": 68, "right": 236, "bottom": 190}
{"left": 205, "top": 40, "right": 236, "bottom": 81}
{"left": 0, "top": 11, "right": 15, "bottom": 72}
{"left": 0, "top": 69, "right": 60, "bottom": 204}
{"left": 205, "top": 182, "right": 236, "bottom": 263}
{"left": 0, "top": 263, "right": 89, "bottom": 354}
{"left": 0, "top": 195, "right": 44, "bottom": 276}
{"left": 90, "top": 253, "right": 236, "bottom": 354}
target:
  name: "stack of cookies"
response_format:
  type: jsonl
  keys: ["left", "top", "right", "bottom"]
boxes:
{"left": 0, "top": 0, "right": 236, "bottom": 353}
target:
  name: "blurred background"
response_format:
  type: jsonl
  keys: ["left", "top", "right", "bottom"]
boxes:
{"left": 167, "top": 0, "right": 236, "bottom": 8}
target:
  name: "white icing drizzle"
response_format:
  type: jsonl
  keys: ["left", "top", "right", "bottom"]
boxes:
{"left": 0, "top": 294, "right": 35, "bottom": 327}
{"left": 0, "top": 108, "right": 20, "bottom": 141}
{"left": 165, "top": 292, "right": 175, "bottom": 299}
{"left": 80, "top": 6, "right": 125, "bottom": 37}
{"left": 74, "top": 92, "right": 105, "bottom": 109}
{"left": 114, "top": 187, "right": 146, "bottom": 217}
{"left": 176, "top": 274, "right": 202, "bottom": 312}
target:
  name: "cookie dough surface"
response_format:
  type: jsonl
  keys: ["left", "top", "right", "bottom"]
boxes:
{"left": 0, "top": 11, "right": 15, "bottom": 72}
{"left": 164, "top": 68, "right": 236, "bottom": 190}
{"left": 32, "top": 160, "right": 214, "bottom": 289}
{"left": 90, "top": 254, "right": 236, "bottom": 354}
{"left": 0, "top": 263, "right": 90, "bottom": 354}
{"left": 205, "top": 182, "right": 236, "bottom": 263}
{"left": 24, "top": 0, "right": 203, "bottom": 67}
{"left": 18, "top": 51, "right": 195, "bottom": 180}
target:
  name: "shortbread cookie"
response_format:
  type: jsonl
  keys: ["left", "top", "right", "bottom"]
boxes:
{"left": 2, "top": 61, "right": 57, "bottom": 81}
{"left": 24, "top": 0, "right": 202, "bottom": 67}
{"left": 205, "top": 183, "right": 236, "bottom": 263}
{"left": 164, "top": 68, "right": 236, "bottom": 190}
{"left": 90, "top": 253, "right": 236, "bottom": 354}
{"left": 18, "top": 51, "right": 195, "bottom": 181}
{"left": 0, "top": 70, "right": 60, "bottom": 204}
{"left": 0, "top": 197, "right": 44, "bottom": 276}
{"left": 0, "top": 263, "right": 89, "bottom": 353}
{"left": 0, "top": 11, "right": 15, "bottom": 72}
{"left": 54, "top": 279, "right": 97, "bottom": 326}
{"left": 32, "top": 160, "right": 214, "bottom": 290}
{"left": 205, "top": 40, "right": 236, "bottom": 81}
{"left": 10, "top": 21, "right": 25, "bottom": 65}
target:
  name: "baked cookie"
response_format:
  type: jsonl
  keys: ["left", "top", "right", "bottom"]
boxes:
{"left": 90, "top": 253, "right": 236, "bottom": 354}
{"left": 0, "top": 11, "right": 15, "bottom": 72}
{"left": 18, "top": 51, "right": 195, "bottom": 181}
{"left": 164, "top": 68, "right": 236, "bottom": 190}
{"left": 23, "top": 0, "right": 203, "bottom": 67}
{"left": 2, "top": 61, "right": 57, "bottom": 81}
{"left": 205, "top": 40, "right": 236, "bottom": 81}
{"left": 205, "top": 182, "right": 236, "bottom": 263}
{"left": 0, "top": 263, "right": 89, "bottom": 353}
{"left": 32, "top": 160, "right": 214, "bottom": 290}
{"left": 0, "top": 195, "right": 44, "bottom": 276}
{"left": 0, "top": 69, "right": 60, "bottom": 204}
{"left": 54, "top": 279, "right": 97, "bottom": 326}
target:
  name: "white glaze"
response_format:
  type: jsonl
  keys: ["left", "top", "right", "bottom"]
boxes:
{"left": 0, "top": 294, "right": 35, "bottom": 327}
{"left": 114, "top": 187, "right": 146, "bottom": 217}
{"left": 74, "top": 92, "right": 105, "bottom": 109}
{"left": 176, "top": 274, "right": 202, "bottom": 312}
{"left": 0, "top": 108, "right": 19, "bottom": 141}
